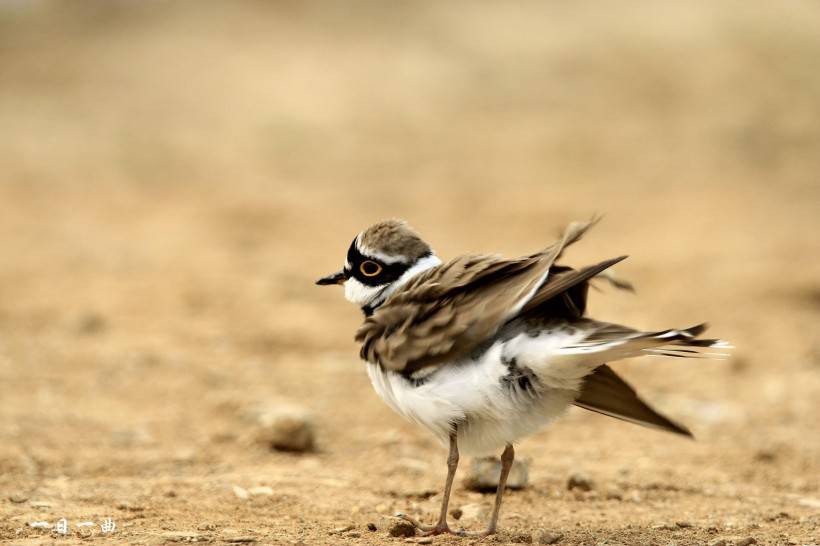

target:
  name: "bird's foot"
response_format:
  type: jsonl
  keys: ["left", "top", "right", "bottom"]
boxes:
{"left": 395, "top": 513, "right": 497, "bottom": 538}
{"left": 395, "top": 513, "right": 456, "bottom": 536}
{"left": 454, "top": 526, "right": 496, "bottom": 537}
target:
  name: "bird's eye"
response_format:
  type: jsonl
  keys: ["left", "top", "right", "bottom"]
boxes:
{"left": 360, "top": 260, "right": 382, "bottom": 277}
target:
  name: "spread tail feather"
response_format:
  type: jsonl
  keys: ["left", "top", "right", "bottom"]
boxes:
{"left": 562, "top": 322, "right": 732, "bottom": 363}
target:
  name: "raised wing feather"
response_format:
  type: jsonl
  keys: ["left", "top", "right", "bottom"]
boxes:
{"left": 575, "top": 364, "right": 692, "bottom": 437}
{"left": 355, "top": 219, "right": 599, "bottom": 374}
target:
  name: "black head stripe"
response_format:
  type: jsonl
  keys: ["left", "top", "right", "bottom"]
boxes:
{"left": 346, "top": 238, "right": 409, "bottom": 287}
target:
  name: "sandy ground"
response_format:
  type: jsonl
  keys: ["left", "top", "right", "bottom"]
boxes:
{"left": 1, "top": 2, "right": 819, "bottom": 545}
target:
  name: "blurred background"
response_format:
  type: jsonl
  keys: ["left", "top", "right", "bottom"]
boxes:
{"left": 1, "top": 1, "right": 818, "bottom": 544}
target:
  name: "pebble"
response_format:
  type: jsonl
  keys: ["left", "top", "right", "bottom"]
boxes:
{"left": 224, "top": 537, "right": 257, "bottom": 543}
{"left": 534, "top": 531, "right": 564, "bottom": 544}
{"left": 232, "top": 485, "right": 249, "bottom": 500}
{"left": 458, "top": 502, "right": 489, "bottom": 522}
{"left": 626, "top": 490, "right": 643, "bottom": 503}
{"left": 388, "top": 520, "right": 417, "bottom": 537}
{"left": 366, "top": 522, "right": 377, "bottom": 531}
{"left": 604, "top": 485, "right": 623, "bottom": 500}
{"left": 509, "top": 531, "right": 533, "bottom": 543}
{"left": 708, "top": 540, "right": 727, "bottom": 546}
{"left": 798, "top": 497, "right": 820, "bottom": 508}
{"left": 567, "top": 472, "right": 595, "bottom": 492}
{"left": 735, "top": 539, "right": 756, "bottom": 546}
{"left": 248, "top": 486, "right": 274, "bottom": 496}
{"left": 332, "top": 525, "right": 354, "bottom": 533}
{"left": 415, "top": 539, "right": 433, "bottom": 545}
{"left": 116, "top": 501, "right": 146, "bottom": 511}
{"left": 256, "top": 407, "right": 316, "bottom": 452}
{"left": 8, "top": 493, "right": 28, "bottom": 503}
{"left": 397, "top": 458, "right": 431, "bottom": 473}
{"left": 676, "top": 521, "right": 693, "bottom": 528}
{"left": 463, "top": 457, "right": 530, "bottom": 492}
{"left": 753, "top": 449, "right": 777, "bottom": 463}
{"left": 76, "top": 312, "right": 107, "bottom": 335}
{"left": 161, "top": 531, "right": 203, "bottom": 542}
{"left": 449, "top": 507, "right": 463, "bottom": 520}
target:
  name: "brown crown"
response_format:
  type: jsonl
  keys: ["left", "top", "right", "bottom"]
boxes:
{"left": 359, "top": 219, "right": 431, "bottom": 262}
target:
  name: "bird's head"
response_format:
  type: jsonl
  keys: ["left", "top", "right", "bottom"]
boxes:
{"left": 316, "top": 219, "right": 441, "bottom": 315}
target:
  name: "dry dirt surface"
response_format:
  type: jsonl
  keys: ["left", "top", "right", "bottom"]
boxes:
{"left": 1, "top": 2, "right": 819, "bottom": 545}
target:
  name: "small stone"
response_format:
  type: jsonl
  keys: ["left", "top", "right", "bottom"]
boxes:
{"left": 734, "top": 539, "right": 756, "bottom": 546}
{"left": 753, "top": 449, "right": 777, "bottom": 462}
{"left": 416, "top": 539, "right": 433, "bottom": 545}
{"left": 8, "top": 493, "right": 28, "bottom": 503}
{"left": 348, "top": 532, "right": 361, "bottom": 538}
{"left": 535, "top": 531, "right": 564, "bottom": 544}
{"left": 708, "top": 540, "right": 727, "bottom": 546}
{"left": 256, "top": 407, "right": 316, "bottom": 452}
{"left": 652, "top": 523, "right": 677, "bottom": 531}
{"left": 397, "top": 458, "right": 430, "bottom": 473}
{"left": 367, "top": 522, "right": 377, "bottom": 531}
{"left": 76, "top": 312, "right": 107, "bottom": 335}
{"left": 388, "top": 520, "right": 417, "bottom": 537}
{"left": 567, "top": 472, "right": 594, "bottom": 492}
{"left": 225, "top": 537, "right": 257, "bottom": 543}
{"left": 626, "top": 490, "right": 643, "bottom": 503}
{"left": 231, "top": 485, "right": 250, "bottom": 500}
{"left": 463, "top": 457, "right": 530, "bottom": 492}
{"left": 458, "top": 502, "right": 489, "bottom": 522}
{"left": 161, "top": 531, "right": 202, "bottom": 542}
{"left": 116, "top": 501, "right": 146, "bottom": 511}
{"left": 765, "top": 511, "right": 790, "bottom": 521}
{"left": 798, "top": 497, "right": 820, "bottom": 508}
{"left": 232, "top": 485, "right": 249, "bottom": 500}
{"left": 604, "top": 485, "right": 623, "bottom": 500}
{"left": 509, "top": 531, "right": 533, "bottom": 543}
{"left": 449, "top": 507, "right": 463, "bottom": 520}
{"left": 248, "top": 486, "right": 274, "bottom": 496}
{"left": 332, "top": 525, "right": 354, "bottom": 533}
{"left": 676, "top": 521, "right": 693, "bottom": 528}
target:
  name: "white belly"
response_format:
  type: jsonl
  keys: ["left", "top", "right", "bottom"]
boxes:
{"left": 365, "top": 337, "right": 579, "bottom": 456}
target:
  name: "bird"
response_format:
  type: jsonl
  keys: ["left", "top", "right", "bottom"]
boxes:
{"left": 316, "top": 218, "right": 730, "bottom": 537}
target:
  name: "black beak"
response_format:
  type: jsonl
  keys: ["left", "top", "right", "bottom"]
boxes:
{"left": 316, "top": 270, "right": 347, "bottom": 286}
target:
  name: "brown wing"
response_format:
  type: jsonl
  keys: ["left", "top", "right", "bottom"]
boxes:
{"left": 355, "top": 219, "right": 599, "bottom": 374}
{"left": 519, "top": 256, "right": 628, "bottom": 318}
{"left": 574, "top": 364, "right": 692, "bottom": 437}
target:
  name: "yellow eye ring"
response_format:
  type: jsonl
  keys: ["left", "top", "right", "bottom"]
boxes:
{"left": 360, "top": 260, "right": 382, "bottom": 277}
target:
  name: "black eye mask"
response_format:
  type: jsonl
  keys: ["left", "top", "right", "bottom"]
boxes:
{"left": 345, "top": 238, "right": 410, "bottom": 287}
